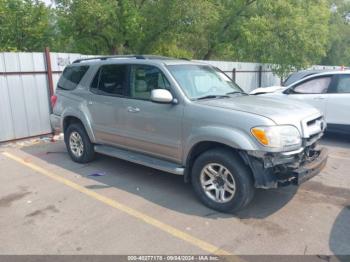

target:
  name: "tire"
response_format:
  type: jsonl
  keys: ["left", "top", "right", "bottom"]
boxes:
{"left": 64, "top": 123, "right": 95, "bottom": 163}
{"left": 191, "top": 148, "right": 255, "bottom": 213}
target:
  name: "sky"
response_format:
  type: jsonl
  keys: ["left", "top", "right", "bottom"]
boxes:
{"left": 41, "top": 0, "right": 53, "bottom": 6}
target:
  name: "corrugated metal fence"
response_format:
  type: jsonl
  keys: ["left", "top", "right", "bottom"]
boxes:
{"left": 199, "top": 60, "right": 281, "bottom": 92}
{"left": 0, "top": 51, "right": 345, "bottom": 143}
{"left": 200, "top": 60, "right": 345, "bottom": 92}
{"left": 0, "top": 51, "right": 93, "bottom": 142}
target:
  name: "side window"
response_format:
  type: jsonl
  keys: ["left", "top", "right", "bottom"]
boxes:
{"left": 90, "top": 68, "right": 100, "bottom": 93}
{"left": 292, "top": 77, "right": 331, "bottom": 94}
{"left": 129, "top": 65, "right": 170, "bottom": 100}
{"left": 335, "top": 75, "right": 350, "bottom": 93}
{"left": 97, "top": 64, "right": 128, "bottom": 96}
{"left": 57, "top": 65, "right": 89, "bottom": 90}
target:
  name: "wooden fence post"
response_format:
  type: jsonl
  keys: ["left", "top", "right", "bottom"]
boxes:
{"left": 232, "top": 68, "right": 236, "bottom": 82}
{"left": 258, "top": 65, "right": 263, "bottom": 87}
{"left": 44, "top": 47, "right": 54, "bottom": 99}
{"left": 44, "top": 47, "right": 55, "bottom": 138}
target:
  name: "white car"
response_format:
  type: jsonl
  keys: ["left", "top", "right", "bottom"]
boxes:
{"left": 252, "top": 71, "right": 350, "bottom": 134}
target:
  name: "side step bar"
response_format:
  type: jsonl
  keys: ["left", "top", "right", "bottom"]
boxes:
{"left": 94, "top": 145, "right": 184, "bottom": 175}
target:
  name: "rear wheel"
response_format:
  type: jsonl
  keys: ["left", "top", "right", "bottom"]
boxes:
{"left": 191, "top": 148, "right": 255, "bottom": 213}
{"left": 64, "top": 123, "right": 95, "bottom": 163}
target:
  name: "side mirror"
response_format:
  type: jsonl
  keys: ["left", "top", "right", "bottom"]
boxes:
{"left": 284, "top": 87, "right": 294, "bottom": 94}
{"left": 151, "top": 89, "right": 174, "bottom": 104}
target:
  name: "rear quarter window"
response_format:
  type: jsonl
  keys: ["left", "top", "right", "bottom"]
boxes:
{"left": 57, "top": 65, "right": 89, "bottom": 90}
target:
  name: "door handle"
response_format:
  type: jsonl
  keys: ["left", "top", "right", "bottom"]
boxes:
{"left": 127, "top": 106, "right": 140, "bottom": 113}
{"left": 313, "top": 97, "right": 325, "bottom": 100}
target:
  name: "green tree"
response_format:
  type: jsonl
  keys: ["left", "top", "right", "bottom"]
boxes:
{"left": 54, "top": 0, "right": 213, "bottom": 56}
{"left": 0, "top": 0, "right": 335, "bottom": 77}
{"left": 194, "top": 0, "right": 330, "bottom": 77}
{"left": 0, "top": 0, "right": 53, "bottom": 51}
{"left": 55, "top": 0, "right": 146, "bottom": 54}
{"left": 137, "top": 0, "right": 216, "bottom": 58}
{"left": 322, "top": 0, "right": 350, "bottom": 66}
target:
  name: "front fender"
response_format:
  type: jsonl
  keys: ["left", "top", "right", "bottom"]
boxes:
{"left": 183, "top": 126, "right": 259, "bottom": 164}
{"left": 62, "top": 107, "right": 96, "bottom": 143}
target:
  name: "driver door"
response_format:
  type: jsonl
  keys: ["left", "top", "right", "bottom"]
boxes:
{"left": 123, "top": 64, "right": 183, "bottom": 163}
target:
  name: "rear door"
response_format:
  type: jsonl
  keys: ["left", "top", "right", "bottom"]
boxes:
{"left": 88, "top": 64, "right": 129, "bottom": 147}
{"left": 325, "top": 74, "right": 350, "bottom": 130}
{"left": 286, "top": 75, "right": 333, "bottom": 115}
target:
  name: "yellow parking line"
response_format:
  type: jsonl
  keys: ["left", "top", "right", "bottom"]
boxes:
{"left": 3, "top": 152, "right": 235, "bottom": 257}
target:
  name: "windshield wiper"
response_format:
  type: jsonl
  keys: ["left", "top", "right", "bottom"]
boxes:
{"left": 226, "top": 91, "right": 247, "bottom": 96}
{"left": 195, "top": 95, "right": 230, "bottom": 100}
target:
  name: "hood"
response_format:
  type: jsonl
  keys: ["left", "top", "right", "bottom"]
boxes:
{"left": 197, "top": 95, "right": 321, "bottom": 125}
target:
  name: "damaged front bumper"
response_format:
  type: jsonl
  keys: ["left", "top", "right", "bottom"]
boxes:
{"left": 240, "top": 145, "right": 328, "bottom": 189}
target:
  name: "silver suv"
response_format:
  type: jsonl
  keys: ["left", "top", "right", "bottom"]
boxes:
{"left": 50, "top": 55, "right": 328, "bottom": 213}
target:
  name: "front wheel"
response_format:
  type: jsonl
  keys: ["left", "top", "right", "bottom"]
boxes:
{"left": 64, "top": 123, "right": 95, "bottom": 163}
{"left": 191, "top": 148, "right": 255, "bottom": 213}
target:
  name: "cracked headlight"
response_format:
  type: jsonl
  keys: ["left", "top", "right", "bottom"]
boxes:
{"left": 251, "top": 125, "right": 302, "bottom": 150}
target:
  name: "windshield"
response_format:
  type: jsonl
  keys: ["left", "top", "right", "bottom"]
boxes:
{"left": 167, "top": 64, "right": 244, "bottom": 99}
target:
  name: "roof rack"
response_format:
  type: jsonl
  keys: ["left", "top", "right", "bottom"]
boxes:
{"left": 72, "top": 55, "right": 177, "bottom": 64}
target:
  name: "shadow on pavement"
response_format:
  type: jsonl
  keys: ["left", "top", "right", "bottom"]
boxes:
{"left": 321, "top": 132, "right": 350, "bottom": 149}
{"left": 235, "top": 186, "right": 297, "bottom": 219}
{"left": 21, "top": 141, "right": 298, "bottom": 220}
{"left": 329, "top": 206, "right": 350, "bottom": 261}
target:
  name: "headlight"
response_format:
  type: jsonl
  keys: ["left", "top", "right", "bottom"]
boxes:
{"left": 251, "top": 125, "right": 301, "bottom": 149}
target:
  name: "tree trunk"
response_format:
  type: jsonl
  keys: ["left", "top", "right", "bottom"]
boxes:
{"left": 203, "top": 48, "right": 213, "bottom": 60}
{"left": 110, "top": 45, "right": 118, "bottom": 55}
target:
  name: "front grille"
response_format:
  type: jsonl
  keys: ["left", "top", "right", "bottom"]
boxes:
{"left": 301, "top": 115, "right": 326, "bottom": 146}
{"left": 307, "top": 116, "right": 323, "bottom": 127}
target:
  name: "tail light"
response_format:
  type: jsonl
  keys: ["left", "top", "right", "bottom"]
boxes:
{"left": 51, "top": 95, "right": 57, "bottom": 108}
